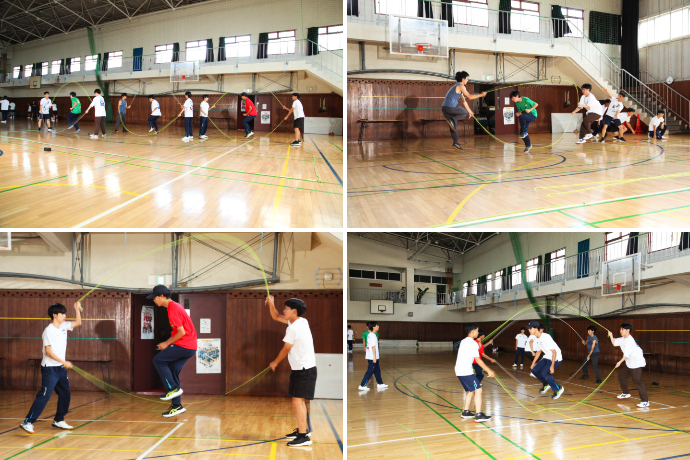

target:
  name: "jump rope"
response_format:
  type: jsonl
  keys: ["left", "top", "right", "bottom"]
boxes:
{"left": 68, "top": 233, "right": 276, "bottom": 406}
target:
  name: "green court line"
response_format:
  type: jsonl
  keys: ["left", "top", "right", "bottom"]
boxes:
{"left": 401, "top": 146, "right": 485, "bottom": 183}
{"left": 590, "top": 204, "right": 690, "bottom": 225}
{"left": 62, "top": 433, "right": 338, "bottom": 445}
{"left": 382, "top": 367, "right": 498, "bottom": 460}
{"left": 327, "top": 139, "right": 343, "bottom": 152}
{"left": 3, "top": 408, "right": 121, "bottom": 460}
{"left": 557, "top": 210, "right": 599, "bottom": 227}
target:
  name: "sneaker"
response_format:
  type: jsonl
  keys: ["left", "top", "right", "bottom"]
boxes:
{"left": 182, "top": 137, "right": 190, "bottom": 141}
{"left": 52, "top": 421, "right": 73, "bottom": 430}
{"left": 358, "top": 385, "right": 370, "bottom": 391}
{"left": 154, "top": 131, "right": 158, "bottom": 135}
{"left": 75, "top": 129, "right": 80, "bottom": 133}
{"left": 377, "top": 383, "right": 388, "bottom": 389}
{"left": 286, "top": 428, "right": 312, "bottom": 439}
{"left": 245, "top": 133, "right": 252, "bottom": 138}
{"left": 575, "top": 139, "right": 585, "bottom": 144}
{"left": 530, "top": 373, "right": 536, "bottom": 378}
{"left": 552, "top": 386, "right": 564, "bottom": 400}
{"left": 618, "top": 137, "right": 626, "bottom": 142}
{"left": 524, "top": 146, "right": 532, "bottom": 153}
{"left": 519, "top": 132, "right": 528, "bottom": 139}
{"left": 461, "top": 410, "right": 475, "bottom": 419}
{"left": 595, "top": 379, "right": 602, "bottom": 384}
{"left": 101, "top": 134, "right": 106, "bottom": 138}
{"left": 520, "top": 364, "right": 523, "bottom": 367}
{"left": 20, "top": 421, "right": 34, "bottom": 433}
{"left": 637, "top": 401, "right": 650, "bottom": 408}
{"left": 617, "top": 393, "right": 631, "bottom": 399}
{"left": 599, "top": 138, "right": 606, "bottom": 143}
{"left": 452, "top": 143, "right": 464, "bottom": 151}
{"left": 113, "top": 130, "right": 118, "bottom": 133}
{"left": 90, "top": 135, "right": 98, "bottom": 139}
{"left": 162, "top": 404, "right": 186, "bottom": 418}
{"left": 290, "top": 141, "right": 300, "bottom": 146}
{"left": 247, "top": 132, "right": 254, "bottom": 137}
{"left": 160, "top": 387, "right": 183, "bottom": 401}
{"left": 540, "top": 384, "right": 550, "bottom": 394}
{"left": 287, "top": 434, "right": 312, "bottom": 447}
{"left": 37, "top": 128, "right": 41, "bottom": 132}
{"left": 474, "top": 413, "right": 492, "bottom": 422}
{"left": 580, "top": 375, "right": 589, "bottom": 380}
{"left": 512, "top": 364, "right": 518, "bottom": 367}
{"left": 584, "top": 134, "right": 593, "bottom": 140}
{"left": 149, "top": 128, "right": 155, "bottom": 132}
{"left": 595, "top": 134, "right": 600, "bottom": 138}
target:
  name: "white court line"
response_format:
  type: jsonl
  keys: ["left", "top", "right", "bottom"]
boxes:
{"left": 73, "top": 141, "right": 252, "bottom": 228}
{"left": 348, "top": 406, "right": 676, "bottom": 448}
{"left": 136, "top": 422, "right": 184, "bottom": 460}
{"left": 565, "top": 380, "right": 676, "bottom": 407}
{"left": 0, "top": 417, "right": 177, "bottom": 424}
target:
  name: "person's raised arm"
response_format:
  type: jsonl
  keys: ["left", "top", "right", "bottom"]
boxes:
{"left": 266, "top": 295, "right": 289, "bottom": 324}
{"left": 71, "top": 302, "right": 82, "bottom": 328}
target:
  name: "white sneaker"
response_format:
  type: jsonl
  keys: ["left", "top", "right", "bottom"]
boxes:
{"left": 248, "top": 131, "right": 254, "bottom": 137}
{"left": 377, "top": 384, "right": 388, "bottom": 388}
{"left": 530, "top": 373, "right": 536, "bottom": 378}
{"left": 512, "top": 363, "right": 517, "bottom": 367}
{"left": 520, "top": 364, "right": 523, "bottom": 368}
{"left": 584, "top": 134, "right": 593, "bottom": 140}
{"left": 149, "top": 128, "right": 155, "bottom": 132}
{"left": 90, "top": 135, "right": 98, "bottom": 139}
{"left": 637, "top": 401, "right": 650, "bottom": 408}
{"left": 617, "top": 393, "right": 631, "bottom": 399}
{"left": 20, "top": 421, "right": 34, "bottom": 433}
{"left": 182, "top": 137, "right": 190, "bottom": 141}
{"left": 358, "top": 385, "right": 370, "bottom": 391}
{"left": 52, "top": 421, "right": 73, "bottom": 430}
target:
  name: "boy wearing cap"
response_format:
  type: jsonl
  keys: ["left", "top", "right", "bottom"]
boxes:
{"left": 608, "top": 322, "right": 649, "bottom": 407}
{"left": 456, "top": 323, "right": 495, "bottom": 422}
{"left": 240, "top": 93, "right": 257, "bottom": 139}
{"left": 528, "top": 320, "right": 565, "bottom": 399}
{"left": 148, "top": 285, "right": 198, "bottom": 418}
{"left": 267, "top": 295, "right": 317, "bottom": 447}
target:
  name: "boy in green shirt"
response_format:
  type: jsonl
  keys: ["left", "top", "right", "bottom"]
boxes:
{"left": 510, "top": 91, "right": 539, "bottom": 153}
{"left": 67, "top": 92, "right": 81, "bottom": 133}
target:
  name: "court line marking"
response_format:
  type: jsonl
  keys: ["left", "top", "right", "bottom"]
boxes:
{"left": 74, "top": 140, "right": 252, "bottom": 228}
{"left": 136, "top": 423, "right": 183, "bottom": 460}
{"left": 663, "top": 211, "right": 690, "bottom": 223}
{"left": 319, "top": 401, "right": 343, "bottom": 453}
{"left": 269, "top": 442, "right": 277, "bottom": 460}
{"left": 309, "top": 135, "right": 342, "bottom": 185}
{"left": 0, "top": 418, "right": 178, "bottom": 424}
{"left": 566, "top": 381, "right": 676, "bottom": 408}
{"left": 271, "top": 145, "right": 291, "bottom": 224}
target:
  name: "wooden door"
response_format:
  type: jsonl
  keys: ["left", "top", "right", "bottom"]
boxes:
{"left": 254, "top": 94, "right": 272, "bottom": 131}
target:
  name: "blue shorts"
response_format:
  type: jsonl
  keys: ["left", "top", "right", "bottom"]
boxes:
{"left": 602, "top": 115, "right": 614, "bottom": 126}
{"left": 457, "top": 375, "right": 481, "bottom": 392}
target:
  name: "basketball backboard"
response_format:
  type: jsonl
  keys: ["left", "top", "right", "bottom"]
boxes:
{"left": 602, "top": 253, "right": 641, "bottom": 296}
{"left": 389, "top": 14, "right": 449, "bottom": 58}
{"left": 465, "top": 294, "right": 476, "bottom": 311}
{"left": 0, "top": 232, "right": 10, "bottom": 251}
{"left": 370, "top": 299, "right": 394, "bottom": 314}
{"left": 29, "top": 76, "right": 41, "bottom": 89}
{"left": 170, "top": 61, "right": 200, "bottom": 82}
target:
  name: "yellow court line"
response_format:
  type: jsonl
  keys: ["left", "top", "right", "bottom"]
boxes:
{"left": 0, "top": 183, "right": 147, "bottom": 197}
{"left": 270, "top": 442, "right": 277, "bottom": 460}
{"left": 662, "top": 211, "right": 690, "bottom": 223}
{"left": 538, "top": 172, "right": 690, "bottom": 197}
{"left": 0, "top": 317, "right": 114, "bottom": 321}
{"left": 271, "top": 145, "right": 291, "bottom": 223}
{"left": 0, "top": 446, "right": 269, "bottom": 457}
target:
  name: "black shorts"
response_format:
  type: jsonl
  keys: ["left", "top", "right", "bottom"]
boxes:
{"left": 611, "top": 119, "right": 622, "bottom": 128}
{"left": 41, "top": 114, "right": 50, "bottom": 120}
{"left": 602, "top": 115, "right": 614, "bottom": 126}
{"left": 289, "top": 366, "right": 317, "bottom": 400}
{"left": 294, "top": 117, "right": 305, "bottom": 131}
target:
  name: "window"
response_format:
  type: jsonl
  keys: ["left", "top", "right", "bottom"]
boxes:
{"left": 471, "top": 278, "right": 478, "bottom": 295}
{"left": 108, "top": 51, "right": 123, "bottom": 68}
{"left": 671, "top": 9, "right": 683, "bottom": 40}
{"left": 351, "top": 269, "right": 402, "bottom": 281}
{"left": 155, "top": 44, "right": 175, "bottom": 64}
{"left": 511, "top": 264, "right": 522, "bottom": 286}
{"left": 526, "top": 257, "right": 539, "bottom": 282}
{"left": 361, "top": 270, "right": 375, "bottom": 279}
{"left": 494, "top": 270, "right": 502, "bottom": 290}
{"left": 186, "top": 40, "right": 208, "bottom": 61}
{"left": 656, "top": 13, "right": 671, "bottom": 42}
{"left": 605, "top": 232, "right": 630, "bottom": 261}
{"left": 639, "top": 8, "right": 690, "bottom": 48}
{"left": 453, "top": 0, "right": 489, "bottom": 28}
{"left": 486, "top": 273, "right": 493, "bottom": 291}
{"left": 463, "top": 281, "right": 469, "bottom": 296}
{"left": 71, "top": 57, "right": 81, "bottom": 72}
{"left": 511, "top": 0, "right": 540, "bottom": 33}
{"left": 349, "top": 269, "right": 362, "bottom": 278}
{"left": 24, "top": 64, "right": 32, "bottom": 77}
{"left": 85, "top": 55, "right": 98, "bottom": 71}
{"left": 550, "top": 248, "right": 566, "bottom": 277}
{"left": 374, "top": 0, "right": 417, "bottom": 16}
{"left": 268, "top": 30, "right": 296, "bottom": 55}
{"left": 639, "top": 20, "right": 648, "bottom": 47}
{"left": 51, "top": 60, "right": 61, "bottom": 74}
{"left": 648, "top": 232, "right": 682, "bottom": 252}
{"left": 318, "top": 25, "right": 343, "bottom": 50}
{"left": 389, "top": 272, "right": 401, "bottom": 281}
{"left": 561, "top": 7, "right": 584, "bottom": 38}
{"left": 13, "top": 66, "right": 20, "bottom": 78}
{"left": 225, "top": 35, "right": 251, "bottom": 58}
{"left": 41, "top": 62, "right": 49, "bottom": 75}
{"left": 376, "top": 271, "right": 389, "bottom": 280}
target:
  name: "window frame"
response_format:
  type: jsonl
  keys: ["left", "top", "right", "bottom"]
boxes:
{"left": 318, "top": 25, "right": 344, "bottom": 51}
{"left": 494, "top": 270, "right": 502, "bottom": 291}
{"left": 267, "top": 30, "right": 296, "bottom": 55}
{"left": 24, "top": 64, "right": 32, "bottom": 77}
{"left": 550, "top": 248, "right": 566, "bottom": 277}
{"left": 70, "top": 57, "right": 81, "bottom": 72}
{"left": 452, "top": 0, "right": 489, "bottom": 28}
{"left": 155, "top": 44, "right": 175, "bottom": 64}
{"left": 648, "top": 232, "right": 682, "bottom": 253}
{"left": 13, "top": 66, "right": 20, "bottom": 78}
{"left": 374, "top": 0, "right": 417, "bottom": 16}
{"left": 511, "top": 264, "right": 522, "bottom": 286}
{"left": 225, "top": 34, "right": 252, "bottom": 58}
{"left": 107, "top": 50, "right": 123, "bottom": 69}
{"left": 605, "top": 232, "right": 630, "bottom": 261}
{"left": 84, "top": 55, "right": 98, "bottom": 71}
{"left": 185, "top": 40, "right": 208, "bottom": 62}
{"left": 51, "top": 60, "right": 61, "bottom": 75}
{"left": 510, "top": 0, "right": 540, "bottom": 34}
{"left": 561, "top": 6, "right": 584, "bottom": 38}
{"left": 471, "top": 278, "right": 478, "bottom": 295}
{"left": 525, "top": 256, "right": 539, "bottom": 282}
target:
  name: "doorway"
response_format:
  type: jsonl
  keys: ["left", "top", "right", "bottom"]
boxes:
{"left": 131, "top": 293, "right": 173, "bottom": 392}
{"left": 238, "top": 95, "right": 256, "bottom": 132}
{"left": 253, "top": 94, "right": 273, "bottom": 132}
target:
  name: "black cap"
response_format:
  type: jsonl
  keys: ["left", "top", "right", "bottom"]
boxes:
{"left": 241, "top": 92, "right": 248, "bottom": 97}
{"left": 146, "top": 284, "right": 170, "bottom": 300}
{"left": 526, "top": 320, "right": 540, "bottom": 329}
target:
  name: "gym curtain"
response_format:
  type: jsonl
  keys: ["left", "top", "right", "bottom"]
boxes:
{"left": 418, "top": 0, "right": 433, "bottom": 18}
{"left": 621, "top": 0, "right": 640, "bottom": 79}
{"left": 218, "top": 37, "right": 226, "bottom": 61}
{"left": 347, "top": 0, "right": 359, "bottom": 16}
{"left": 440, "top": 0, "right": 453, "bottom": 28}
{"left": 307, "top": 27, "right": 320, "bottom": 56}
{"left": 258, "top": 33, "right": 269, "bottom": 59}
{"left": 172, "top": 43, "right": 180, "bottom": 62}
{"left": 205, "top": 39, "right": 214, "bottom": 63}
{"left": 551, "top": 5, "right": 571, "bottom": 38}
{"left": 499, "top": 0, "right": 511, "bottom": 34}
{"left": 101, "top": 52, "right": 108, "bottom": 71}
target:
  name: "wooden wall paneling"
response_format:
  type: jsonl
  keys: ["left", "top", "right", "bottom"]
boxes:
{"left": 269, "top": 93, "right": 342, "bottom": 133}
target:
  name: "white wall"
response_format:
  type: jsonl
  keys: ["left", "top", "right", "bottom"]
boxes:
{"left": 638, "top": 0, "right": 690, "bottom": 82}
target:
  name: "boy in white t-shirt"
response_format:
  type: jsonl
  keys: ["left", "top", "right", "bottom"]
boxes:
{"left": 615, "top": 108, "right": 637, "bottom": 141}
{"left": 282, "top": 92, "right": 305, "bottom": 147}
{"left": 51, "top": 101, "right": 58, "bottom": 122}
{"left": 84, "top": 88, "right": 107, "bottom": 138}
{"left": 198, "top": 94, "right": 215, "bottom": 139}
{"left": 177, "top": 91, "right": 194, "bottom": 141}
{"left": 513, "top": 327, "right": 528, "bottom": 368}
{"left": 267, "top": 296, "right": 317, "bottom": 447}
{"left": 527, "top": 320, "right": 565, "bottom": 399}
{"left": 648, "top": 110, "right": 667, "bottom": 141}
{"left": 608, "top": 322, "right": 649, "bottom": 407}
{"left": 347, "top": 324, "right": 354, "bottom": 353}
{"left": 358, "top": 321, "right": 387, "bottom": 391}
{"left": 20, "top": 302, "right": 82, "bottom": 434}
{"left": 38, "top": 92, "right": 53, "bottom": 132}
{"left": 598, "top": 88, "right": 625, "bottom": 143}
{"left": 573, "top": 83, "right": 604, "bottom": 144}
{"left": 148, "top": 95, "right": 161, "bottom": 134}
{"left": 0, "top": 96, "right": 9, "bottom": 123}
{"left": 10, "top": 100, "right": 16, "bottom": 119}
{"left": 456, "top": 323, "right": 495, "bottom": 422}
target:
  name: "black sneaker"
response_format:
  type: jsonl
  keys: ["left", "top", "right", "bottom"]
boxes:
{"left": 290, "top": 141, "right": 300, "bottom": 146}
{"left": 618, "top": 137, "right": 626, "bottom": 142}
{"left": 286, "top": 428, "right": 312, "bottom": 439}
{"left": 524, "top": 146, "right": 532, "bottom": 153}
{"left": 287, "top": 433, "right": 312, "bottom": 447}
{"left": 162, "top": 404, "right": 186, "bottom": 418}
{"left": 452, "top": 143, "right": 463, "bottom": 151}
{"left": 461, "top": 410, "right": 475, "bottom": 419}
{"left": 580, "top": 375, "right": 589, "bottom": 380}
{"left": 595, "top": 379, "right": 602, "bottom": 384}
{"left": 474, "top": 413, "right": 491, "bottom": 422}
{"left": 599, "top": 137, "right": 606, "bottom": 143}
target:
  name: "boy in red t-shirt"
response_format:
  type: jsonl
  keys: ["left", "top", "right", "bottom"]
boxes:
{"left": 473, "top": 329, "right": 496, "bottom": 383}
{"left": 241, "top": 92, "right": 257, "bottom": 138}
{"left": 148, "top": 285, "right": 198, "bottom": 417}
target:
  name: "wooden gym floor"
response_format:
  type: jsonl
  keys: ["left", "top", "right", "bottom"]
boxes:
{"left": 347, "top": 350, "right": 690, "bottom": 460}
{"left": 347, "top": 133, "right": 690, "bottom": 228}
{"left": 0, "top": 121, "right": 343, "bottom": 228}
{"left": 0, "top": 390, "right": 342, "bottom": 459}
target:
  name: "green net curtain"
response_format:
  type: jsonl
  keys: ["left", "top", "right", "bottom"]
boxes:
{"left": 257, "top": 33, "right": 268, "bottom": 59}
{"left": 307, "top": 27, "right": 319, "bottom": 56}
{"left": 218, "top": 37, "right": 226, "bottom": 61}
{"left": 589, "top": 11, "right": 621, "bottom": 45}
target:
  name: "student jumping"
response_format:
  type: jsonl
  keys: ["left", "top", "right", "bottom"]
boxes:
{"left": 456, "top": 323, "right": 495, "bottom": 422}
{"left": 240, "top": 92, "right": 257, "bottom": 139}
{"left": 67, "top": 92, "right": 81, "bottom": 133}
{"left": 581, "top": 325, "right": 602, "bottom": 383}
{"left": 510, "top": 91, "right": 538, "bottom": 153}
{"left": 609, "top": 322, "right": 649, "bottom": 408}
{"left": 358, "top": 322, "right": 387, "bottom": 391}
{"left": 442, "top": 71, "right": 486, "bottom": 151}
{"left": 528, "top": 320, "right": 565, "bottom": 399}
{"left": 148, "top": 95, "right": 161, "bottom": 134}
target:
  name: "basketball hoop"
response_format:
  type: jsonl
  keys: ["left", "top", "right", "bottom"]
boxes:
{"left": 414, "top": 43, "right": 432, "bottom": 54}
{"left": 603, "top": 283, "right": 622, "bottom": 291}
{"left": 461, "top": 306, "right": 472, "bottom": 312}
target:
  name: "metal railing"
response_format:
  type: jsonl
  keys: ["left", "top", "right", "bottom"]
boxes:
{"left": 640, "top": 70, "right": 690, "bottom": 126}
{"left": 2, "top": 40, "right": 342, "bottom": 86}
{"left": 350, "top": 287, "right": 407, "bottom": 303}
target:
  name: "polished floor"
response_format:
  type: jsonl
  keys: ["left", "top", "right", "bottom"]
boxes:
{"left": 1, "top": 121, "right": 343, "bottom": 228}
{"left": 348, "top": 349, "right": 690, "bottom": 460}
{"left": 0, "top": 390, "right": 342, "bottom": 459}
{"left": 347, "top": 133, "right": 690, "bottom": 228}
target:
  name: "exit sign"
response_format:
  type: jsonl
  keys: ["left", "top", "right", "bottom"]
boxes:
{"left": 157, "top": 276, "right": 165, "bottom": 285}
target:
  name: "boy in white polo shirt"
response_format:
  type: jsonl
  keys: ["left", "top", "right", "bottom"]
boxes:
{"left": 528, "top": 320, "right": 565, "bottom": 399}
{"left": 38, "top": 92, "right": 53, "bottom": 132}
{"left": 282, "top": 92, "right": 305, "bottom": 147}
{"left": 84, "top": 88, "right": 107, "bottom": 138}
{"left": 648, "top": 110, "right": 667, "bottom": 141}
{"left": 347, "top": 325, "right": 354, "bottom": 353}
{"left": 608, "top": 322, "right": 649, "bottom": 407}
{"left": 177, "top": 91, "right": 194, "bottom": 141}
{"left": 20, "top": 302, "right": 82, "bottom": 434}
{"left": 358, "top": 321, "right": 388, "bottom": 391}
{"left": 10, "top": 100, "right": 16, "bottom": 119}
{"left": 0, "top": 96, "right": 9, "bottom": 123}
{"left": 573, "top": 83, "right": 604, "bottom": 144}
{"left": 457, "top": 323, "right": 495, "bottom": 422}
{"left": 267, "top": 296, "right": 317, "bottom": 448}
{"left": 513, "top": 327, "right": 528, "bottom": 368}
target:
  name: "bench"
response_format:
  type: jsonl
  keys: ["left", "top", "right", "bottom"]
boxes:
{"left": 643, "top": 352, "right": 663, "bottom": 374}
{"left": 666, "top": 355, "right": 690, "bottom": 375}
{"left": 357, "top": 119, "right": 406, "bottom": 143}
{"left": 420, "top": 119, "right": 471, "bottom": 139}
{"left": 25, "top": 358, "right": 113, "bottom": 394}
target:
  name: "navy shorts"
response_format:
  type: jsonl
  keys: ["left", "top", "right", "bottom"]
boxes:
{"left": 457, "top": 374, "right": 481, "bottom": 392}
{"left": 611, "top": 119, "right": 622, "bottom": 127}
{"left": 41, "top": 114, "right": 51, "bottom": 120}
{"left": 602, "top": 115, "right": 614, "bottom": 126}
